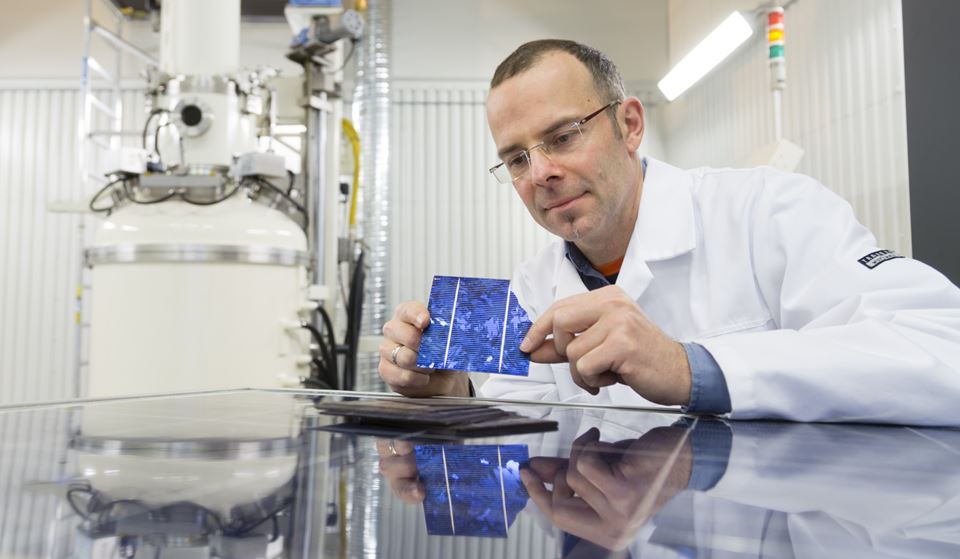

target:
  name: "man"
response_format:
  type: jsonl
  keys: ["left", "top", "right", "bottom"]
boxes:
{"left": 378, "top": 39, "right": 960, "bottom": 425}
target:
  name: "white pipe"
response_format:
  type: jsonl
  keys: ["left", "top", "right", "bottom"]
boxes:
{"left": 773, "top": 88, "right": 783, "bottom": 142}
{"left": 160, "top": 0, "right": 239, "bottom": 75}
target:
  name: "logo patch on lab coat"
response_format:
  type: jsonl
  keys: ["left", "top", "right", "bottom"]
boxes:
{"left": 858, "top": 249, "right": 903, "bottom": 269}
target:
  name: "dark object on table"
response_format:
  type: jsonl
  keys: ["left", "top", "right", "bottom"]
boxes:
{"left": 313, "top": 398, "right": 557, "bottom": 437}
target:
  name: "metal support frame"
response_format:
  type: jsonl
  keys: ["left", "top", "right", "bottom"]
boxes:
{"left": 290, "top": 415, "right": 331, "bottom": 558}
{"left": 301, "top": 44, "right": 345, "bottom": 387}
{"left": 75, "top": 0, "right": 156, "bottom": 399}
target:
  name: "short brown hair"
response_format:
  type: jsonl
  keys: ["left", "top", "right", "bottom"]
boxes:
{"left": 491, "top": 39, "right": 626, "bottom": 103}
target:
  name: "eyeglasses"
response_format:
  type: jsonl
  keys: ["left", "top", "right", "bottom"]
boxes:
{"left": 488, "top": 101, "right": 621, "bottom": 184}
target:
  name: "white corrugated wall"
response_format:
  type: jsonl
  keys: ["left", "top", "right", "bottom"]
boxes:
{"left": 0, "top": 407, "right": 74, "bottom": 557}
{"left": 661, "top": 0, "right": 911, "bottom": 255}
{"left": 0, "top": 84, "right": 146, "bottom": 405}
{"left": 0, "top": 86, "right": 83, "bottom": 405}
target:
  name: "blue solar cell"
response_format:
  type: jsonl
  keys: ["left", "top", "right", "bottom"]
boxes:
{"left": 415, "top": 444, "right": 529, "bottom": 538}
{"left": 416, "top": 276, "right": 531, "bottom": 376}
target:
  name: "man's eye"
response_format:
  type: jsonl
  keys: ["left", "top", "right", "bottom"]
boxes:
{"left": 549, "top": 131, "right": 579, "bottom": 148}
{"left": 506, "top": 154, "right": 527, "bottom": 169}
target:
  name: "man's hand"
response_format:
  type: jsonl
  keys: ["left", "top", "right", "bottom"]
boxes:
{"left": 379, "top": 301, "right": 471, "bottom": 398}
{"left": 519, "top": 286, "right": 691, "bottom": 405}
{"left": 375, "top": 439, "right": 425, "bottom": 504}
{"left": 521, "top": 427, "right": 692, "bottom": 551}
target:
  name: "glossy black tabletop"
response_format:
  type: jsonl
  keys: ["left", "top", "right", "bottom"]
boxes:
{"left": 1, "top": 389, "right": 958, "bottom": 558}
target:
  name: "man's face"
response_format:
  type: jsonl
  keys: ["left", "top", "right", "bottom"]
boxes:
{"left": 486, "top": 52, "right": 641, "bottom": 247}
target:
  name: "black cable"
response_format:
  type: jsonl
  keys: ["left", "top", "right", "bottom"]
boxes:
{"left": 343, "top": 250, "right": 365, "bottom": 391}
{"left": 304, "top": 322, "right": 331, "bottom": 363}
{"left": 317, "top": 305, "right": 340, "bottom": 389}
{"left": 154, "top": 123, "right": 163, "bottom": 164}
{"left": 256, "top": 177, "right": 307, "bottom": 215}
{"left": 141, "top": 108, "right": 167, "bottom": 150}
{"left": 269, "top": 513, "right": 280, "bottom": 542}
{"left": 254, "top": 177, "right": 308, "bottom": 225}
{"left": 286, "top": 170, "right": 296, "bottom": 196}
{"left": 181, "top": 182, "right": 242, "bottom": 206}
{"left": 226, "top": 500, "right": 292, "bottom": 536}
{"left": 325, "top": 38, "right": 358, "bottom": 74}
{"left": 303, "top": 373, "right": 333, "bottom": 390}
{"left": 303, "top": 322, "right": 335, "bottom": 388}
{"left": 88, "top": 177, "right": 125, "bottom": 214}
{"left": 66, "top": 487, "right": 93, "bottom": 520}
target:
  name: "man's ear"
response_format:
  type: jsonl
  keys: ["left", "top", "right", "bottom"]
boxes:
{"left": 620, "top": 97, "right": 645, "bottom": 152}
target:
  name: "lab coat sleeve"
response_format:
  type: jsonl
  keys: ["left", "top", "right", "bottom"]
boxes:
{"left": 698, "top": 170, "right": 960, "bottom": 425}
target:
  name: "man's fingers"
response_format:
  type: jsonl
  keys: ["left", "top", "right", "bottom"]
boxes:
{"left": 575, "top": 448, "right": 628, "bottom": 501}
{"left": 381, "top": 320, "right": 426, "bottom": 351}
{"left": 569, "top": 359, "right": 600, "bottom": 396}
{"left": 519, "top": 307, "right": 555, "bottom": 353}
{"left": 378, "top": 453, "right": 418, "bottom": 481}
{"left": 389, "top": 477, "right": 426, "bottom": 504}
{"left": 582, "top": 371, "right": 620, "bottom": 389}
{"left": 552, "top": 466, "right": 576, "bottom": 500}
{"left": 528, "top": 342, "right": 565, "bottom": 364}
{"left": 521, "top": 468, "right": 555, "bottom": 518}
{"left": 395, "top": 301, "right": 430, "bottom": 330}
{"left": 378, "top": 340, "right": 425, "bottom": 371}
{"left": 570, "top": 344, "right": 622, "bottom": 395}
{"left": 521, "top": 303, "right": 603, "bottom": 354}
{"left": 528, "top": 457, "right": 568, "bottom": 480}
{"left": 569, "top": 428, "right": 601, "bottom": 464}
{"left": 391, "top": 439, "right": 416, "bottom": 455}
{"left": 375, "top": 438, "right": 415, "bottom": 457}
{"left": 378, "top": 359, "right": 432, "bottom": 389}
{"left": 563, "top": 318, "right": 621, "bottom": 390}
{"left": 575, "top": 342, "right": 620, "bottom": 379}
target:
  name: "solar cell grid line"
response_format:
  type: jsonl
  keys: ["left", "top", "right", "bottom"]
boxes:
{"left": 497, "top": 445, "right": 509, "bottom": 532}
{"left": 496, "top": 288, "right": 511, "bottom": 373}
{"left": 441, "top": 446, "right": 456, "bottom": 535}
{"left": 442, "top": 278, "right": 462, "bottom": 368}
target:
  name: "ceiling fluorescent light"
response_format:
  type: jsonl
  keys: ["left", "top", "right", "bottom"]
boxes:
{"left": 658, "top": 11, "right": 754, "bottom": 101}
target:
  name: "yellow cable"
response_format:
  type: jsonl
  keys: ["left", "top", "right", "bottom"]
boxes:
{"left": 341, "top": 119, "right": 361, "bottom": 233}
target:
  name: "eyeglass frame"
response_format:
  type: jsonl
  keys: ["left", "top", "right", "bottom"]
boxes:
{"left": 488, "top": 100, "right": 622, "bottom": 184}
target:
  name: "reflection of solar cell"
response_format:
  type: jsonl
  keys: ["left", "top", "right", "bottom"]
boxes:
{"left": 417, "top": 276, "right": 531, "bottom": 376}
{"left": 415, "top": 444, "right": 529, "bottom": 538}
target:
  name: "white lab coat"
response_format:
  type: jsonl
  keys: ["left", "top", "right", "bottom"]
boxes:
{"left": 480, "top": 157, "right": 960, "bottom": 425}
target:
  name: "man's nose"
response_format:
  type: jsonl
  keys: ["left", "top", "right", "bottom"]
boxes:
{"left": 527, "top": 146, "right": 560, "bottom": 185}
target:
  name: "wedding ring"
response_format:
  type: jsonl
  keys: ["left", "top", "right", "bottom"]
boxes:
{"left": 390, "top": 344, "right": 404, "bottom": 366}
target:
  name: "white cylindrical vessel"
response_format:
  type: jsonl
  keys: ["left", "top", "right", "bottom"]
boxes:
{"left": 160, "top": 0, "right": 240, "bottom": 76}
{"left": 87, "top": 196, "right": 312, "bottom": 397}
{"left": 68, "top": 394, "right": 315, "bottom": 544}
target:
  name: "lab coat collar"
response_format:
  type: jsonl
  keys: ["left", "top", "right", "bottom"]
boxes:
{"left": 627, "top": 157, "right": 698, "bottom": 262}
{"left": 553, "top": 157, "right": 698, "bottom": 302}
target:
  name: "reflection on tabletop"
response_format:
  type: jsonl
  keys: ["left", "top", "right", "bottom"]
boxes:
{"left": 377, "top": 407, "right": 960, "bottom": 558}
{"left": 3, "top": 391, "right": 960, "bottom": 558}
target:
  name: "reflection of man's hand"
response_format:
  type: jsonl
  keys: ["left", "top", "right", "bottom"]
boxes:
{"left": 375, "top": 439, "right": 424, "bottom": 504}
{"left": 520, "top": 427, "right": 692, "bottom": 551}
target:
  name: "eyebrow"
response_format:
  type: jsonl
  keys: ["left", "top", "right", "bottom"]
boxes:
{"left": 495, "top": 114, "right": 581, "bottom": 159}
